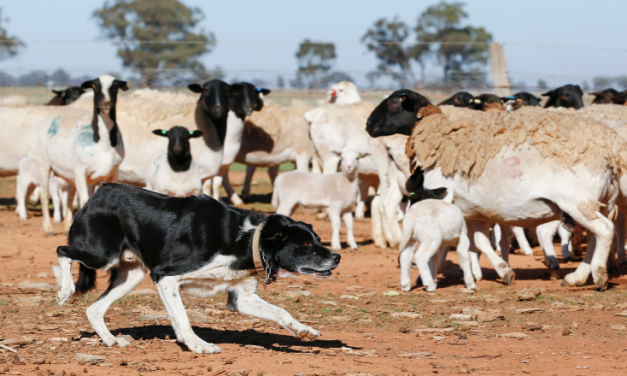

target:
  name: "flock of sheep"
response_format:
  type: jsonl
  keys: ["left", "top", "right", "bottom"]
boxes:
{"left": 1, "top": 77, "right": 627, "bottom": 293}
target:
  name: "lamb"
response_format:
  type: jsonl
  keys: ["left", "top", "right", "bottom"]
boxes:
{"left": 272, "top": 149, "right": 365, "bottom": 251}
{"left": 369, "top": 93, "right": 627, "bottom": 290}
{"left": 36, "top": 74, "right": 128, "bottom": 235}
{"left": 15, "top": 157, "right": 72, "bottom": 222}
{"left": 145, "top": 126, "right": 203, "bottom": 197}
{"left": 399, "top": 198, "right": 476, "bottom": 292}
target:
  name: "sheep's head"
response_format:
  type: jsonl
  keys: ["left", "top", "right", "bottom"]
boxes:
{"left": 437, "top": 91, "right": 473, "bottom": 107}
{"left": 468, "top": 94, "right": 502, "bottom": 111}
{"left": 510, "top": 92, "right": 542, "bottom": 107}
{"left": 152, "top": 126, "right": 203, "bottom": 163}
{"left": 328, "top": 81, "right": 361, "bottom": 105}
{"left": 81, "top": 74, "right": 128, "bottom": 116}
{"left": 227, "top": 82, "right": 270, "bottom": 118}
{"left": 542, "top": 84, "right": 584, "bottom": 109}
{"left": 335, "top": 149, "right": 367, "bottom": 177}
{"left": 366, "top": 90, "right": 432, "bottom": 137}
{"left": 188, "top": 79, "right": 231, "bottom": 119}
{"left": 51, "top": 86, "right": 85, "bottom": 105}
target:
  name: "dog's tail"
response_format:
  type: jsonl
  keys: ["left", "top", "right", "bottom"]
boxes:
{"left": 76, "top": 264, "right": 97, "bottom": 295}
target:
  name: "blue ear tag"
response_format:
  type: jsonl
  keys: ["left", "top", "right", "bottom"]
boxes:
{"left": 257, "top": 88, "right": 263, "bottom": 92}
{"left": 161, "top": 130, "right": 167, "bottom": 135}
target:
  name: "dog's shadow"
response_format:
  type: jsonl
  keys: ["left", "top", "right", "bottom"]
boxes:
{"left": 84, "top": 325, "right": 351, "bottom": 353}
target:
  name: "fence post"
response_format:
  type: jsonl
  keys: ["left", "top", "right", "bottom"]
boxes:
{"left": 489, "top": 42, "right": 510, "bottom": 97}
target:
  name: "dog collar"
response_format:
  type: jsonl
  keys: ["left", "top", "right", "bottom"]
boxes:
{"left": 252, "top": 223, "right": 274, "bottom": 288}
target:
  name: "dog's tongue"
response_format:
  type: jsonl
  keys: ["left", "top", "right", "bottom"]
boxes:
{"left": 278, "top": 268, "right": 299, "bottom": 278}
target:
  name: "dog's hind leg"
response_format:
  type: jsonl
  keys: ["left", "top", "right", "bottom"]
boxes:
{"left": 155, "top": 276, "right": 221, "bottom": 354}
{"left": 86, "top": 262, "right": 146, "bottom": 347}
{"left": 227, "top": 278, "right": 320, "bottom": 340}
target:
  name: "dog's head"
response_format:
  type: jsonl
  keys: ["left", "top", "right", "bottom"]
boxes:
{"left": 259, "top": 214, "right": 341, "bottom": 278}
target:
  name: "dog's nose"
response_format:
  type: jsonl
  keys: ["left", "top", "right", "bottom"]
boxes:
{"left": 332, "top": 253, "right": 341, "bottom": 264}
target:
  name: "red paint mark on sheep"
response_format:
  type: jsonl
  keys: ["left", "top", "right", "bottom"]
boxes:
{"left": 501, "top": 157, "right": 523, "bottom": 179}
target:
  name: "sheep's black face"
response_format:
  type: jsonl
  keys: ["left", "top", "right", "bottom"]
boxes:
{"left": 152, "top": 126, "right": 203, "bottom": 172}
{"left": 81, "top": 75, "right": 129, "bottom": 116}
{"left": 366, "top": 90, "right": 431, "bottom": 137}
{"left": 542, "top": 84, "right": 584, "bottom": 109}
{"left": 62, "top": 87, "right": 86, "bottom": 105}
{"left": 512, "top": 92, "right": 541, "bottom": 107}
{"left": 469, "top": 94, "right": 502, "bottom": 111}
{"left": 613, "top": 91, "right": 627, "bottom": 105}
{"left": 259, "top": 214, "right": 341, "bottom": 278}
{"left": 438, "top": 91, "right": 473, "bottom": 107}
{"left": 590, "top": 88, "right": 619, "bottom": 105}
{"left": 188, "top": 79, "right": 231, "bottom": 119}
{"left": 227, "top": 82, "right": 270, "bottom": 119}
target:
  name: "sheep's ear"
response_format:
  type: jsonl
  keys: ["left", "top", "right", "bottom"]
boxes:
{"left": 227, "top": 83, "right": 244, "bottom": 97}
{"left": 188, "top": 84, "right": 203, "bottom": 93}
{"left": 152, "top": 129, "right": 168, "bottom": 137}
{"left": 331, "top": 151, "right": 342, "bottom": 157}
{"left": 114, "top": 80, "right": 129, "bottom": 91}
{"left": 358, "top": 152, "right": 370, "bottom": 159}
{"left": 257, "top": 88, "right": 271, "bottom": 96}
{"left": 189, "top": 130, "right": 203, "bottom": 138}
{"left": 52, "top": 90, "right": 63, "bottom": 96}
{"left": 81, "top": 80, "right": 95, "bottom": 90}
{"left": 541, "top": 90, "right": 554, "bottom": 97}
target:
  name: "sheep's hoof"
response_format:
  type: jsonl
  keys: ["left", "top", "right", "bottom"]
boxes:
{"left": 596, "top": 279, "right": 608, "bottom": 291}
{"left": 549, "top": 263, "right": 560, "bottom": 270}
{"left": 560, "top": 279, "right": 574, "bottom": 287}
{"left": 503, "top": 270, "right": 515, "bottom": 286}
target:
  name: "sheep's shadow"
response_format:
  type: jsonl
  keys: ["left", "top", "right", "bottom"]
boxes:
{"left": 81, "top": 325, "right": 350, "bottom": 353}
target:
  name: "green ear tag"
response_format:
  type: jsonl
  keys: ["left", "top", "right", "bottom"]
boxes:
{"left": 161, "top": 130, "right": 167, "bottom": 135}
{"left": 189, "top": 131, "right": 194, "bottom": 135}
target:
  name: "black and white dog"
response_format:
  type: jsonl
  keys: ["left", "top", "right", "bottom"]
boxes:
{"left": 53, "top": 183, "right": 340, "bottom": 354}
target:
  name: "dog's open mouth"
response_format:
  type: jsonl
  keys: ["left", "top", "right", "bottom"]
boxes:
{"left": 300, "top": 268, "right": 333, "bottom": 278}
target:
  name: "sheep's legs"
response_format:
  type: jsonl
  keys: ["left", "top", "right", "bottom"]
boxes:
{"left": 241, "top": 166, "right": 256, "bottom": 197}
{"left": 457, "top": 224, "right": 477, "bottom": 290}
{"left": 328, "top": 207, "right": 342, "bottom": 251}
{"left": 370, "top": 195, "right": 386, "bottom": 248}
{"left": 557, "top": 223, "right": 575, "bottom": 260}
{"left": 513, "top": 226, "right": 534, "bottom": 256}
{"left": 561, "top": 206, "right": 614, "bottom": 290}
{"left": 51, "top": 181, "right": 62, "bottom": 223}
{"left": 342, "top": 211, "right": 358, "bottom": 249}
{"left": 537, "top": 220, "right": 561, "bottom": 269}
{"left": 221, "top": 172, "right": 244, "bottom": 206}
{"left": 614, "top": 213, "right": 627, "bottom": 265}
{"left": 15, "top": 177, "right": 34, "bottom": 220}
{"left": 466, "top": 221, "right": 483, "bottom": 280}
{"left": 473, "top": 221, "right": 515, "bottom": 285}
{"left": 415, "top": 240, "right": 440, "bottom": 292}
{"left": 399, "top": 239, "right": 417, "bottom": 292}
{"left": 498, "top": 224, "right": 512, "bottom": 264}
{"left": 39, "top": 162, "right": 54, "bottom": 235}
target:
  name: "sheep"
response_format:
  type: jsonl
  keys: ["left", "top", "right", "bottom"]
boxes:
{"left": 590, "top": 89, "right": 620, "bottom": 105}
{"left": 369, "top": 92, "right": 627, "bottom": 290}
{"left": 437, "top": 92, "right": 473, "bottom": 107}
{"left": 327, "top": 81, "right": 361, "bottom": 105}
{"left": 221, "top": 101, "right": 315, "bottom": 202}
{"left": 542, "top": 84, "right": 584, "bottom": 109}
{"left": 15, "top": 157, "right": 72, "bottom": 222}
{"left": 272, "top": 149, "right": 365, "bottom": 251}
{"left": 399, "top": 198, "right": 476, "bottom": 292}
{"left": 145, "top": 126, "right": 203, "bottom": 197}
{"left": 46, "top": 87, "right": 85, "bottom": 106}
{"left": 36, "top": 74, "right": 128, "bottom": 235}
{"left": 202, "top": 83, "right": 270, "bottom": 205}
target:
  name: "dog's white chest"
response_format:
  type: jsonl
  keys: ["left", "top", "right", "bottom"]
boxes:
{"left": 177, "top": 255, "right": 254, "bottom": 297}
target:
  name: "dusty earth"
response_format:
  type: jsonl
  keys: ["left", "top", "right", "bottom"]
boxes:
{"left": 1, "top": 171, "right": 627, "bottom": 376}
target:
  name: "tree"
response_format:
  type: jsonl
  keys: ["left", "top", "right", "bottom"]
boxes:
{"left": 362, "top": 17, "right": 428, "bottom": 87}
{"left": 537, "top": 79, "right": 547, "bottom": 90}
{"left": 415, "top": 1, "right": 492, "bottom": 85}
{"left": 18, "top": 71, "right": 49, "bottom": 86}
{"left": 51, "top": 68, "right": 71, "bottom": 86}
{"left": 593, "top": 76, "right": 612, "bottom": 90}
{"left": 93, "top": 0, "right": 215, "bottom": 86}
{"left": 0, "top": 71, "right": 14, "bottom": 86}
{"left": 294, "top": 39, "right": 337, "bottom": 89}
{"left": 0, "top": 9, "right": 23, "bottom": 61}
{"left": 276, "top": 75, "right": 285, "bottom": 89}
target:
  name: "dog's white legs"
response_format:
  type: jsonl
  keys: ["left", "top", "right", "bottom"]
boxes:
{"left": 229, "top": 279, "right": 320, "bottom": 339}
{"left": 54, "top": 256, "right": 75, "bottom": 306}
{"left": 86, "top": 265, "right": 146, "bottom": 347}
{"left": 156, "top": 276, "right": 221, "bottom": 354}
{"left": 342, "top": 210, "right": 358, "bottom": 249}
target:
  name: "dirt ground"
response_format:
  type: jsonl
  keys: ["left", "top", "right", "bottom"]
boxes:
{"left": 1, "top": 171, "right": 627, "bottom": 376}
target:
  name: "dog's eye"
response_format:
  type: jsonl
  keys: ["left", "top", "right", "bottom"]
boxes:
{"left": 303, "top": 243, "right": 310, "bottom": 247}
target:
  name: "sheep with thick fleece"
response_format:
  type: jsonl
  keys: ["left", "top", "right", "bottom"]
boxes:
{"left": 272, "top": 149, "right": 364, "bottom": 251}
{"left": 145, "top": 126, "right": 203, "bottom": 197}
{"left": 372, "top": 95, "right": 627, "bottom": 289}
{"left": 399, "top": 199, "right": 476, "bottom": 292}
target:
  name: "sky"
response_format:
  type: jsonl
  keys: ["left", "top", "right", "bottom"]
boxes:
{"left": 0, "top": 0, "right": 625, "bottom": 89}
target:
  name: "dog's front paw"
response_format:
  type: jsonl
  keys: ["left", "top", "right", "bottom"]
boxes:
{"left": 289, "top": 322, "right": 320, "bottom": 341}
{"left": 116, "top": 336, "right": 131, "bottom": 348}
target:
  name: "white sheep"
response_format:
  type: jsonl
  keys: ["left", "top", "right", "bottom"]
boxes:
{"left": 327, "top": 81, "right": 361, "bottom": 105}
{"left": 399, "top": 198, "right": 476, "bottom": 292}
{"left": 272, "top": 149, "right": 365, "bottom": 251}
{"left": 15, "top": 157, "right": 72, "bottom": 222}
{"left": 145, "top": 126, "right": 203, "bottom": 197}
